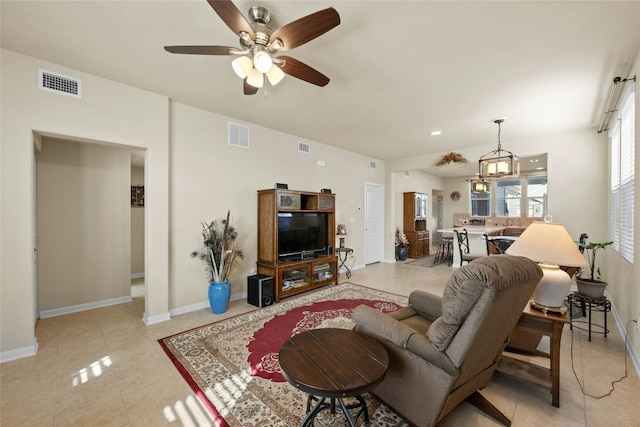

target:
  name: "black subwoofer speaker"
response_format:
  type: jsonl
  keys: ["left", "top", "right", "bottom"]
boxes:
{"left": 247, "top": 274, "right": 274, "bottom": 308}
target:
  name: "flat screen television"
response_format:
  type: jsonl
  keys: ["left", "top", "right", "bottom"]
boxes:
{"left": 277, "top": 212, "right": 328, "bottom": 261}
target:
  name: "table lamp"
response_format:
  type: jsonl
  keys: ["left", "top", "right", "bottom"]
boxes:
{"left": 505, "top": 221, "right": 587, "bottom": 313}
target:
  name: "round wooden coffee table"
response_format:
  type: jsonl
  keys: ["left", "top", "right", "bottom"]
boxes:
{"left": 279, "top": 328, "right": 389, "bottom": 427}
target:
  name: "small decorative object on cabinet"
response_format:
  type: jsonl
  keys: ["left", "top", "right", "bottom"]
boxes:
{"left": 191, "top": 210, "right": 244, "bottom": 314}
{"left": 403, "top": 192, "right": 430, "bottom": 258}
{"left": 257, "top": 189, "right": 337, "bottom": 302}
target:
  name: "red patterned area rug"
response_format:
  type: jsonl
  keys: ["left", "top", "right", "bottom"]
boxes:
{"left": 159, "top": 283, "right": 409, "bottom": 426}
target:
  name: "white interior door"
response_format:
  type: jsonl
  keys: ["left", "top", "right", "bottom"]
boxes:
{"left": 364, "top": 183, "right": 384, "bottom": 264}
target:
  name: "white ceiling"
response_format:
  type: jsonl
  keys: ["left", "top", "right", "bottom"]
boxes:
{"left": 2, "top": 1, "right": 639, "bottom": 172}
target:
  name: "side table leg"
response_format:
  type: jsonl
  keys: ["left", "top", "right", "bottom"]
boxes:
{"left": 337, "top": 398, "right": 357, "bottom": 427}
{"left": 301, "top": 396, "right": 326, "bottom": 427}
{"left": 605, "top": 301, "right": 608, "bottom": 337}
{"left": 550, "top": 322, "right": 564, "bottom": 408}
{"left": 588, "top": 302, "right": 593, "bottom": 342}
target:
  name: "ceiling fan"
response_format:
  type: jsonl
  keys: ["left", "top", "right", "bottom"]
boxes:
{"left": 164, "top": 0, "right": 340, "bottom": 95}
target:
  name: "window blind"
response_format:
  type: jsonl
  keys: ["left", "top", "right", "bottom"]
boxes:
{"left": 610, "top": 85, "right": 635, "bottom": 264}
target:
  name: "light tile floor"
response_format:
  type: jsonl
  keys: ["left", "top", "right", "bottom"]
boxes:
{"left": 1, "top": 261, "right": 638, "bottom": 426}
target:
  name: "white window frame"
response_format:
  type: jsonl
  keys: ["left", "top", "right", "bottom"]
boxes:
{"left": 609, "top": 84, "right": 635, "bottom": 264}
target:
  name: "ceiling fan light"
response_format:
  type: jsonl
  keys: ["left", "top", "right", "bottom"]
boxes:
{"left": 247, "top": 69, "right": 264, "bottom": 88}
{"left": 266, "top": 65, "right": 285, "bottom": 85}
{"left": 231, "top": 56, "right": 252, "bottom": 79}
{"left": 253, "top": 51, "right": 273, "bottom": 73}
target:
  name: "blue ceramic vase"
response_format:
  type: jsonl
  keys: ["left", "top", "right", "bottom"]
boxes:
{"left": 208, "top": 280, "right": 230, "bottom": 314}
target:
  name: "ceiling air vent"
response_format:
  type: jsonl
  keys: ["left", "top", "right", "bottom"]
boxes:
{"left": 228, "top": 122, "right": 249, "bottom": 148}
{"left": 38, "top": 69, "right": 82, "bottom": 98}
{"left": 298, "top": 141, "right": 310, "bottom": 154}
{"left": 370, "top": 161, "right": 377, "bottom": 169}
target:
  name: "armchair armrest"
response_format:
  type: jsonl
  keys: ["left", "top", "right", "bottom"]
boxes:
{"left": 408, "top": 290, "right": 443, "bottom": 321}
{"left": 353, "top": 305, "right": 456, "bottom": 376}
{"left": 353, "top": 305, "right": 416, "bottom": 347}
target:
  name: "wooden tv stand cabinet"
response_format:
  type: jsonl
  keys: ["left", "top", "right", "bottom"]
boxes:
{"left": 257, "top": 189, "right": 338, "bottom": 302}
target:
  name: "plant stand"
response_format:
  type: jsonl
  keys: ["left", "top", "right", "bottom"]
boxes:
{"left": 567, "top": 292, "right": 610, "bottom": 341}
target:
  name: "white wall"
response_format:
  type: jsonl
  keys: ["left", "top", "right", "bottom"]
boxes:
{"left": 169, "top": 102, "right": 386, "bottom": 308}
{"left": 1, "top": 49, "right": 169, "bottom": 360}
{"left": 37, "top": 138, "right": 131, "bottom": 311}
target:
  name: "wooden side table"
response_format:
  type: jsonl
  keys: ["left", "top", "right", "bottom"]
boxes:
{"left": 496, "top": 303, "right": 570, "bottom": 408}
{"left": 279, "top": 328, "right": 388, "bottom": 426}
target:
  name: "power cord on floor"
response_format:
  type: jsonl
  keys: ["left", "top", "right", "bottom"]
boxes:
{"left": 570, "top": 318, "right": 634, "bottom": 399}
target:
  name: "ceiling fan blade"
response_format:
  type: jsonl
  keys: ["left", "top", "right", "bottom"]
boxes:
{"left": 269, "top": 8, "right": 340, "bottom": 51}
{"left": 164, "top": 46, "right": 239, "bottom": 55}
{"left": 243, "top": 79, "right": 259, "bottom": 95}
{"left": 207, "top": 0, "right": 255, "bottom": 39}
{"left": 277, "top": 56, "right": 330, "bottom": 87}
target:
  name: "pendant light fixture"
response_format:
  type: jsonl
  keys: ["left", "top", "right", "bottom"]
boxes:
{"left": 479, "top": 118, "right": 520, "bottom": 180}
{"left": 470, "top": 179, "right": 489, "bottom": 193}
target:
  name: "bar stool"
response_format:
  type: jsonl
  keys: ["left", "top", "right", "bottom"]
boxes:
{"left": 434, "top": 237, "right": 454, "bottom": 266}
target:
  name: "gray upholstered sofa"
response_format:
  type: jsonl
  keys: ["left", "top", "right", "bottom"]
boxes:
{"left": 353, "top": 255, "right": 542, "bottom": 427}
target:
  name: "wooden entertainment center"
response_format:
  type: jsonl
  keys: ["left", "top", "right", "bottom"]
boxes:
{"left": 257, "top": 189, "right": 338, "bottom": 302}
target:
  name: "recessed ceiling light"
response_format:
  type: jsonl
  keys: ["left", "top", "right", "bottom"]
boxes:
{"left": 430, "top": 130, "right": 442, "bottom": 136}
{"left": 529, "top": 159, "right": 539, "bottom": 163}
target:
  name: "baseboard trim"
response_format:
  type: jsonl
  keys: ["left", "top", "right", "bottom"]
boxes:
{"left": 131, "top": 273, "right": 145, "bottom": 279}
{"left": 142, "top": 311, "right": 171, "bottom": 325}
{"left": 39, "top": 296, "right": 133, "bottom": 319}
{"left": 608, "top": 292, "right": 640, "bottom": 377}
{"left": 169, "top": 292, "right": 246, "bottom": 317}
{"left": 0, "top": 338, "right": 38, "bottom": 364}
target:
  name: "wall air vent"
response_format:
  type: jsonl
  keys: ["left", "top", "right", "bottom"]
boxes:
{"left": 298, "top": 141, "right": 310, "bottom": 154}
{"left": 38, "top": 69, "right": 82, "bottom": 98}
{"left": 370, "top": 161, "right": 377, "bottom": 169}
{"left": 228, "top": 122, "right": 249, "bottom": 148}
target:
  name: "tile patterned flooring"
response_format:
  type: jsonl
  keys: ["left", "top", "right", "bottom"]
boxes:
{"left": 1, "top": 260, "right": 639, "bottom": 426}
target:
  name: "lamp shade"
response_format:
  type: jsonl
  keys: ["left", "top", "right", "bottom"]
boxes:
{"left": 231, "top": 56, "right": 253, "bottom": 79}
{"left": 247, "top": 68, "right": 264, "bottom": 88}
{"left": 506, "top": 222, "right": 587, "bottom": 267}
{"left": 266, "top": 65, "right": 285, "bottom": 85}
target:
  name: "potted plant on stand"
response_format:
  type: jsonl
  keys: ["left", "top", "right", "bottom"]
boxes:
{"left": 191, "top": 210, "right": 244, "bottom": 314}
{"left": 395, "top": 227, "right": 409, "bottom": 261}
{"left": 576, "top": 238, "right": 613, "bottom": 298}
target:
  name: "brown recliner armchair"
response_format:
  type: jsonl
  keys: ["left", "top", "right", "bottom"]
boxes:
{"left": 353, "top": 255, "right": 542, "bottom": 427}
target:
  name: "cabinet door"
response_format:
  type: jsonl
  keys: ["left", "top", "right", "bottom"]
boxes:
{"left": 281, "top": 266, "right": 309, "bottom": 292}
{"left": 312, "top": 259, "right": 336, "bottom": 284}
{"left": 318, "top": 195, "right": 335, "bottom": 211}
{"left": 277, "top": 191, "right": 301, "bottom": 210}
{"left": 415, "top": 194, "right": 421, "bottom": 217}
{"left": 420, "top": 195, "right": 427, "bottom": 218}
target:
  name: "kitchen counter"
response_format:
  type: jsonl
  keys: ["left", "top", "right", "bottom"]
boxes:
{"left": 437, "top": 225, "right": 526, "bottom": 267}
{"left": 437, "top": 226, "right": 512, "bottom": 235}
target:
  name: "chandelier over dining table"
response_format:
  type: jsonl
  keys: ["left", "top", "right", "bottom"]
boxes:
{"left": 478, "top": 118, "right": 520, "bottom": 180}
